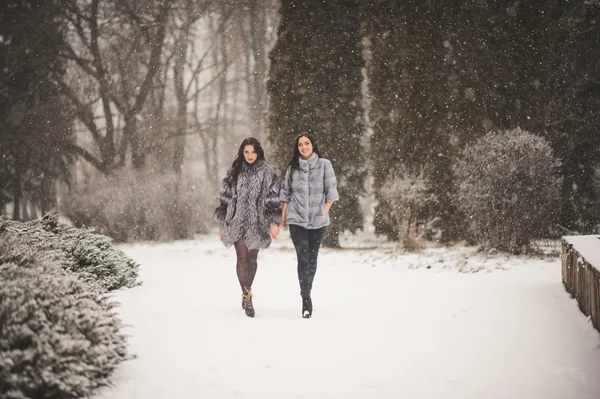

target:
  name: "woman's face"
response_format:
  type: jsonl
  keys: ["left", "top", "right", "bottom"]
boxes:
{"left": 243, "top": 145, "right": 257, "bottom": 164}
{"left": 297, "top": 136, "right": 313, "bottom": 159}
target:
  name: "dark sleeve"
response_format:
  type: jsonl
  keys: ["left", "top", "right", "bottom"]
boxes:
{"left": 214, "top": 177, "right": 232, "bottom": 225}
{"left": 264, "top": 167, "right": 282, "bottom": 225}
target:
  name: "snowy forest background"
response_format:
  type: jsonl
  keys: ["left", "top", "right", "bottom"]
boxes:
{"left": 2, "top": 0, "right": 600, "bottom": 252}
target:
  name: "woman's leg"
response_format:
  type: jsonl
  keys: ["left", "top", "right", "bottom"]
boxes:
{"left": 234, "top": 240, "right": 256, "bottom": 317}
{"left": 247, "top": 249, "right": 259, "bottom": 287}
{"left": 289, "top": 224, "right": 311, "bottom": 298}
{"left": 234, "top": 240, "right": 249, "bottom": 291}
{"left": 298, "top": 227, "right": 326, "bottom": 318}
{"left": 234, "top": 240, "right": 259, "bottom": 289}
{"left": 305, "top": 226, "right": 326, "bottom": 294}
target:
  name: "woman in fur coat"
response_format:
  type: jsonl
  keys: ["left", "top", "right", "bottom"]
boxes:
{"left": 277, "top": 133, "right": 339, "bottom": 318}
{"left": 214, "top": 137, "right": 281, "bottom": 318}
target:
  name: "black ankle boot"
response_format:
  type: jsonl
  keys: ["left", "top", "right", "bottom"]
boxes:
{"left": 243, "top": 288, "right": 255, "bottom": 318}
{"left": 302, "top": 295, "right": 312, "bottom": 319}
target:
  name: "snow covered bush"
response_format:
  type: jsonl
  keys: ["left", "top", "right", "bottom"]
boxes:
{"left": 0, "top": 213, "right": 139, "bottom": 291}
{"left": 380, "top": 168, "right": 437, "bottom": 250}
{"left": 61, "top": 170, "right": 212, "bottom": 242}
{"left": 0, "top": 226, "right": 127, "bottom": 399}
{"left": 454, "top": 128, "right": 561, "bottom": 253}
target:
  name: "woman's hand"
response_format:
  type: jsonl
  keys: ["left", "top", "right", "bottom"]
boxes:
{"left": 219, "top": 230, "right": 223, "bottom": 241}
{"left": 323, "top": 201, "right": 333, "bottom": 216}
{"left": 270, "top": 224, "right": 281, "bottom": 239}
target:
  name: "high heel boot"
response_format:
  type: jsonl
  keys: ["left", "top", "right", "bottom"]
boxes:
{"left": 242, "top": 288, "right": 255, "bottom": 318}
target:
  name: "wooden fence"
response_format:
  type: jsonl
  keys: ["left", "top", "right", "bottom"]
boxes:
{"left": 561, "top": 235, "right": 600, "bottom": 334}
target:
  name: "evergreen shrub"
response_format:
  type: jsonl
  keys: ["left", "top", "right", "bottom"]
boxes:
{"left": 454, "top": 128, "right": 561, "bottom": 253}
{"left": 0, "top": 214, "right": 139, "bottom": 291}
{"left": 0, "top": 217, "right": 129, "bottom": 399}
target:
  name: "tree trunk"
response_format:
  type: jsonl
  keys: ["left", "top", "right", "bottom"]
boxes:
{"left": 244, "top": 0, "right": 268, "bottom": 141}
{"left": 40, "top": 179, "right": 56, "bottom": 215}
{"left": 21, "top": 198, "right": 30, "bottom": 221}
{"left": 12, "top": 175, "right": 21, "bottom": 220}
{"left": 172, "top": 27, "right": 188, "bottom": 175}
{"left": 127, "top": 116, "right": 146, "bottom": 170}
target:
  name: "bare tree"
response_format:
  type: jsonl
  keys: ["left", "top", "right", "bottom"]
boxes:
{"left": 237, "top": 0, "right": 278, "bottom": 141}
{"left": 58, "top": 0, "right": 278, "bottom": 182}
{"left": 58, "top": 0, "right": 175, "bottom": 172}
{"left": 171, "top": 0, "right": 232, "bottom": 175}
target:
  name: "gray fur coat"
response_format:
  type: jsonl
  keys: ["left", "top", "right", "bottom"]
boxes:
{"left": 214, "top": 159, "right": 281, "bottom": 249}
{"left": 280, "top": 153, "right": 339, "bottom": 229}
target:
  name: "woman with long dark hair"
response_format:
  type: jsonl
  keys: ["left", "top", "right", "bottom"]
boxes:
{"left": 214, "top": 137, "right": 281, "bottom": 318}
{"left": 277, "top": 133, "right": 339, "bottom": 318}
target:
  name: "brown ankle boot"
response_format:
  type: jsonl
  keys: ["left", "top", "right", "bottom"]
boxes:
{"left": 243, "top": 288, "right": 255, "bottom": 318}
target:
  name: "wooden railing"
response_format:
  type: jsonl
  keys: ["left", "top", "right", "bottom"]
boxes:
{"left": 561, "top": 236, "right": 600, "bottom": 334}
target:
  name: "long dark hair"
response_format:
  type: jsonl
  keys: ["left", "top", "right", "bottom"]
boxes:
{"left": 286, "top": 132, "right": 321, "bottom": 183}
{"left": 225, "top": 137, "right": 266, "bottom": 184}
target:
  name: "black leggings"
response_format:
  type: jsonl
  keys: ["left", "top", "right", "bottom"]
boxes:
{"left": 289, "top": 224, "right": 326, "bottom": 298}
{"left": 234, "top": 240, "right": 259, "bottom": 291}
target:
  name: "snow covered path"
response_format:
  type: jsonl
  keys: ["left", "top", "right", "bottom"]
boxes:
{"left": 95, "top": 235, "right": 600, "bottom": 399}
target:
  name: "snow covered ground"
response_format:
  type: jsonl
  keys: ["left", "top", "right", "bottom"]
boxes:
{"left": 94, "top": 231, "right": 600, "bottom": 399}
